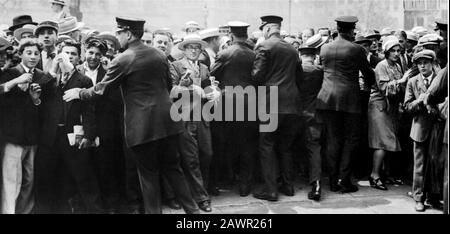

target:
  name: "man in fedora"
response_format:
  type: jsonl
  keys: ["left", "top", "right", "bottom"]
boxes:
{"left": 51, "top": 0, "right": 70, "bottom": 22}
{"left": 210, "top": 21, "right": 258, "bottom": 197}
{"left": 8, "top": 15, "right": 38, "bottom": 33}
{"left": 199, "top": 28, "right": 222, "bottom": 69}
{"left": 316, "top": 16, "right": 375, "bottom": 193}
{"left": 62, "top": 16, "right": 199, "bottom": 214}
{"left": 59, "top": 16, "right": 85, "bottom": 42}
{"left": 252, "top": 15, "right": 302, "bottom": 201}
{"left": 35, "top": 21, "right": 59, "bottom": 73}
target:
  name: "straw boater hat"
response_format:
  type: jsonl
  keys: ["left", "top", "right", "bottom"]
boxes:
{"left": 58, "top": 17, "right": 85, "bottom": 35}
{"left": 178, "top": 33, "right": 208, "bottom": 50}
{"left": 411, "top": 26, "right": 428, "bottom": 38}
{"left": 50, "top": 0, "right": 66, "bottom": 6}
{"left": 353, "top": 34, "right": 371, "bottom": 45}
{"left": 14, "top": 24, "right": 37, "bottom": 41}
{"left": 305, "top": 34, "right": 328, "bottom": 48}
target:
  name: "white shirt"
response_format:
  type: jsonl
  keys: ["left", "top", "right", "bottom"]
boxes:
{"left": 421, "top": 72, "right": 434, "bottom": 88}
{"left": 83, "top": 63, "right": 100, "bottom": 86}
{"left": 20, "top": 62, "right": 34, "bottom": 74}
{"left": 41, "top": 49, "right": 57, "bottom": 73}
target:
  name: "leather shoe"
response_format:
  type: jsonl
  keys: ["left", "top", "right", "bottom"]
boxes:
{"left": 198, "top": 201, "right": 212, "bottom": 212}
{"left": 415, "top": 201, "right": 425, "bottom": 212}
{"left": 369, "top": 177, "right": 388, "bottom": 191}
{"left": 340, "top": 183, "right": 359, "bottom": 193}
{"left": 330, "top": 182, "right": 341, "bottom": 192}
{"left": 166, "top": 199, "right": 182, "bottom": 210}
{"left": 279, "top": 185, "right": 295, "bottom": 196}
{"left": 308, "top": 181, "right": 321, "bottom": 201}
{"left": 253, "top": 191, "right": 278, "bottom": 202}
{"left": 239, "top": 186, "right": 251, "bottom": 197}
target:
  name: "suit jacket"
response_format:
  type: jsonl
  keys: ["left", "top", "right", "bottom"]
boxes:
{"left": 252, "top": 34, "right": 302, "bottom": 115}
{"left": 298, "top": 63, "right": 324, "bottom": 122}
{"left": 316, "top": 35, "right": 375, "bottom": 114}
{"left": 0, "top": 65, "right": 53, "bottom": 145}
{"left": 425, "top": 65, "right": 448, "bottom": 144}
{"left": 404, "top": 73, "right": 438, "bottom": 142}
{"left": 77, "top": 64, "right": 123, "bottom": 139}
{"left": 369, "top": 54, "right": 382, "bottom": 69}
{"left": 39, "top": 70, "right": 96, "bottom": 147}
{"left": 79, "top": 41, "right": 184, "bottom": 148}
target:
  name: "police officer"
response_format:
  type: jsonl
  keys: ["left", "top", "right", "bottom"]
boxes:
{"left": 63, "top": 17, "right": 199, "bottom": 214}
{"left": 316, "top": 16, "right": 375, "bottom": 193}
{"left": 210, "top": 21, "right": 258, "bottom": 197}
{"left": 251, "top": 15, "right": 302, "bottom": 201}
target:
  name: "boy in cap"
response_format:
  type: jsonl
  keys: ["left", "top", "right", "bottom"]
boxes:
{"left": 297, "top": 45, "right": 324, "bottom": 201}
{"left": 63, "top": 16, "right": 199, "bottom": 214}
{"left": 404, "top": 50, "right": 440, "bottom": 212}
{"left": 35, "top": 21, "right": 59, "bottom": 72}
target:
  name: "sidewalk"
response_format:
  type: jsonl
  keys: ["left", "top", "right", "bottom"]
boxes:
{"left": 163, "top": 180, "right": 443, "bottom": 214}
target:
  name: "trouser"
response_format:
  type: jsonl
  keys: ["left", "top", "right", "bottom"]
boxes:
{"left": 35, "top": 127, "right": 102, "bottom": 214}
{"left": 209, "top": 121, "right": 233, "bottom": 188}
{"left": 91, "top": 134, "right": 124, "bottom": 211}
{"left": 259, "top": 114, "right": 299, "bottom": 194}
{"left": 354, "top": 91, "right": 371, "bottom": 179}
{"left": 319, "top": 110, "right": 361, "bottom": 185}
{"left": 130, "top": 134, "right": 199, "bottom": 214}
{"left": 413, "top": 140, "right": 429, "bottom": 202}
{"left": 299, "top": 117, "right": 323, "bottom": 184}
{"left": 219, "top": 121, "right": 258, "bottom": 189}
{"left": 443, "top": 143, "right": 448, "bottom": 214}
{"left": 1, "top": 143, "right": 36, "bottom": 214}
{"left": 123, "top": 144, "right": 143, "bottom": 211}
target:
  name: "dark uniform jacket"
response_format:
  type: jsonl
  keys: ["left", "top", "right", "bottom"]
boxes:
{"left": 252, "top": 34, "right": 302, "bottom": 115}
{"left": 79, "top": 41, "right": 184, "bottom": 148}
{"left": 426, "top": 65, "right": 448, "bottom": 144}
{"left": 316, "top": 35, "right": 375, "bottom": 114}
{"left": 77, "top": 64, "right": 123, "bottom": 139}
{"left": 211, "top": 41, "right": 256, "bottom": 121}
{"left": 39, "top": 70, "right": 96, "bottom": 147}
{"left": 0, "top": 64, "right": 53, "bottom": 145}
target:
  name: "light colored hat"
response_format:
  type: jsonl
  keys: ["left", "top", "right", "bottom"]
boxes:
{"left": 418, "top": 33, "right": 443, "bottom": 46}
{"left": 411, "top": 26, "right": 428, "bottom": 37}
{"left": 182, "top": 21, "right": 202, "bottom": 32}
{"left": 412, "top": 49, "right": 436, "bottom": 63}
{"left": 406, "top": 31, "right": 418, "bottom": 42}
{"left": 382, "top": 36, "right": 400, "bottom": 52}
{"left": 199, "top": 28, "right": 221, "bottom": 40}
{"left": 58, "top": 17, "right": 85, "bottom": 35}
{"left": 305, "top": 34, "right": 327, "bottom": 48}
{"left": 50, "top": 0, "right": 66, "bottom": 6}
{"left": 14, "top": 24, "right": 37, "bottom": 41}
{"left": 178, "top": 33, "right": 208, "bottom": 50}
{"left": 380, "top": 27, "right": 395, "bottom": 37}
{"left": 98, "top": 32, "right": 120, "bottom": 51}
{"left": 142, "top": 32, "right": 153, "bottom": 41}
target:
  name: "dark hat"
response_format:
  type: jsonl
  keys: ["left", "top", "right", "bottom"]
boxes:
{"left": 354, "top": 34, "right": 371, "bottom": 45}
{"left": 412, "top": 49, "right": 436, "bottom": 63}
{"left": 9, "top": 15, "right": 38, "bottom": 32}
{"left": 259, "top": 15, "right": 283, "bottom": 30}
{"left": 228, "top": 21, "right": 250, "bottom": 35}
{"left": 335, "top": 16, "right": 358, "bottom": 29}
{"left": 115, "top": 17, "right": 146, "bottom": 32}
{"left": 98, "top": 32, "right": 121, "bottom": 51}
{"left": 34, "top": 21, "right": 59, "bottom": 35}
{"left": 0, "top": 37, "right": 13, "bottom": 51}
{"left": 435, "top": 18, "right": 448, "bottom": 31}
{"left": 298, "top": 46, "right": 317, "bottom": 55}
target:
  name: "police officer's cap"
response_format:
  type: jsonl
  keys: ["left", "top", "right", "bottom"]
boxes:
{"left": 435, "top": 18, "right": 448, "bottom": 32}
{"left": 228, "top": 21, "right": 250, "bottom": 35}
{"left": 259, "top": 15, "right": 283, "bottom": 30}
{"left": 335, "top": 16, "right": 358, "bottom": 29}
{"left": 115, "top": 16, "right": 146, "bottom": 32}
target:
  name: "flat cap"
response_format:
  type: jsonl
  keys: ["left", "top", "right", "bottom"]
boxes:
{"left": 259, "top": 15, "right": 283, "bottom": 30}
{"left": 412, "top": 49, "right": 436, "bottom": 63}
{"left": 115, "top": 16, "right": 145, "bottom": 32}
{"left": 34, "top": 20, "right": 59, "bottom": 35}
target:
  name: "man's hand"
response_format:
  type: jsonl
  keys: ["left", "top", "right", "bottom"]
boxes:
{"left": 418, "top": 93, "right": 427, "bottom": 103}
{"left": 205, "top": 88, "right": 221, "bottom": 103}
{"left": 29, "top": 83, "right": 42, "bottom": 101}
{"left": 78, "top": 138, "right": 92, "bottom": 150}
{"left": 14, "top": 73, "right": 33, "bottom": 86}
{"left": 63, "top": 88, "right": 82, "bottom": 102}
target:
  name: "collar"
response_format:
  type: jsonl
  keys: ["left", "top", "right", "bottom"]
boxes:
{"left": 84, "top": 62, "right": 100, "bottom": 72}
{"left": 20, "top": 62, "right": 34, "bottom": 74}
{"left": 205, "top": 47, "right": 216, "bottom": 56}
{"left": 421, "top": 72, "right": 434, "bottom": 81}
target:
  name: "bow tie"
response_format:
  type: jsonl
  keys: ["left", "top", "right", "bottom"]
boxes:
{"left": 47, "top": 52, "right": 56, "bottom": 59}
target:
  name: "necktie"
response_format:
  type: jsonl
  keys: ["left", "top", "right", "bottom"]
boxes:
{"left": 424, "top": 78, "right": 430, "bottom": 89}
{"left": 60, "top": 72, "right": 70, "bottom": 88}
{"left": 47, "top": 52, "right": 56, "bottom": 59}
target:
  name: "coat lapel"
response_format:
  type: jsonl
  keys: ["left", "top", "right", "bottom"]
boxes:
{"left": 64, "top": 71, "right": 81, "bottom": 112}
{"left": 96, "top": 65, "right": 106, "bottom": 84}
{"left": 417, "top": 75, "right": 428, "bottom": 94}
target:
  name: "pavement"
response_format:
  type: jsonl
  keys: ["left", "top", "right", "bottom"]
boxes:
{"left": 163, "top": 179, "right": 443, "bottom": 214}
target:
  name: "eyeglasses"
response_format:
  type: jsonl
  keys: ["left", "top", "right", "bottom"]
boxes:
{"left": 185, "top": 45, "right": 201, "bottom": 51}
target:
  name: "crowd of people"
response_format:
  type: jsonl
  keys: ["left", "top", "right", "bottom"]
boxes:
{"left": 0, "top": 0, "right": 448, "bottom": 214}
